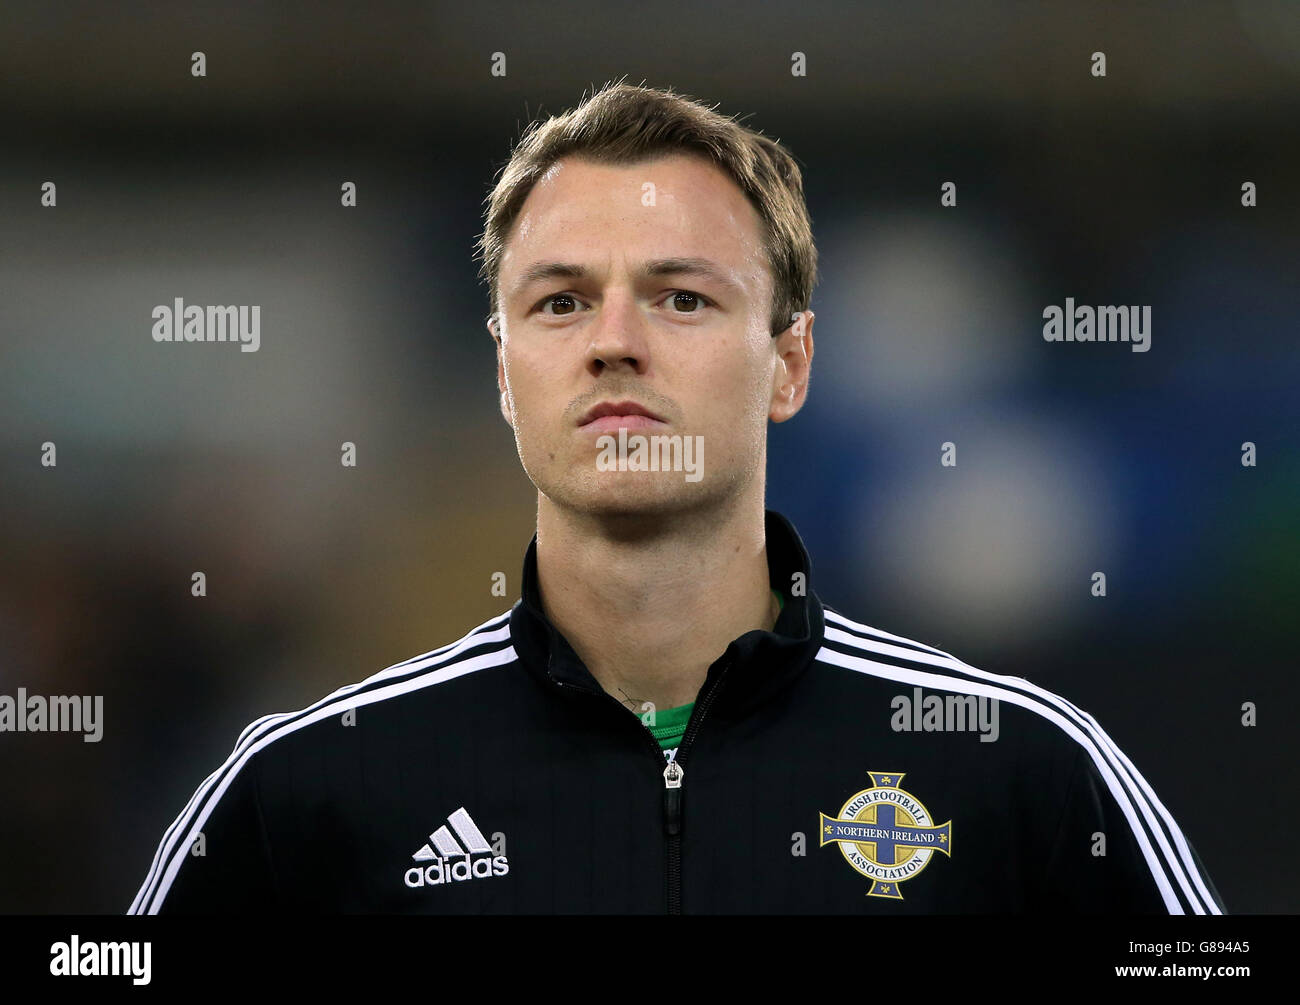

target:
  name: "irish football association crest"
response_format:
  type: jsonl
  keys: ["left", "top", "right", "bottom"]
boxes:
{"left": 819, "top": 771, "right": 952, "bottom": 899}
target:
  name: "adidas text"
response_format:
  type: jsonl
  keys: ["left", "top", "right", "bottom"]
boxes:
{"left": 405, "top": 854, "right": 509, "bottom": 887}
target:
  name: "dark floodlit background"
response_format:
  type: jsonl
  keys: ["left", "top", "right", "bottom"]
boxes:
{"left": 1, "top": 3, "right": 1296, "bottom": 913}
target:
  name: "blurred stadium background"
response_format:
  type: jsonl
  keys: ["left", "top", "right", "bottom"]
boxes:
{"left": 0, "top": 1, "right": 1296, "bottom": 912}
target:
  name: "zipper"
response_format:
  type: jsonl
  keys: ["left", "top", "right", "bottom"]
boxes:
{"left": 552, "top": 655, "right": 733, "bottom": 915}
{"left": 663, "top": 655, "right": 732, "bottom": 914}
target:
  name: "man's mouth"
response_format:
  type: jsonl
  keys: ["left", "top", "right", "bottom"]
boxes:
{"left": 578, "top": 414, "right": 667, "bottom": 433}
{"left": 578, "top": 400, "right": 667, "bottom": 429}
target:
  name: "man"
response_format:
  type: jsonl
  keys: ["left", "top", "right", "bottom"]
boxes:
{"left": 129, "top": 82, "right": 1224, "bottom": 914}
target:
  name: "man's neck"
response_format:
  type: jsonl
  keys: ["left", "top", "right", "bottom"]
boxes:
{"left": 535, "top": 494, "right": 777, "bottom": 712}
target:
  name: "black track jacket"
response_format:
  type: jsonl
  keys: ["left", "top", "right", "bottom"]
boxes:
{"left": 129, "top": 510, "right": 1225, "bottom": 914}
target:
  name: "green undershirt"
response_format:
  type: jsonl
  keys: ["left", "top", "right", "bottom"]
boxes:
{"left": 644, "top": 589, "right": 785, "bottom": 751}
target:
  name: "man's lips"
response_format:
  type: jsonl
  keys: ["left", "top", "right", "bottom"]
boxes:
{"left": 578, "top": 413, "right": 668, "bottom": 433}
{"left": 577, "top": 400, "right": 667, "bottom": 429}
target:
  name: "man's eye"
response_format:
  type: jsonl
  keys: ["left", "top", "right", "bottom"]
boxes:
{"left": 534, "top": 290, "right": 712, "bottom": 317}
{"left": 539, "top": 294, "right": 584, "bottom": 316}
{"left": 665, "top": 290, "right": 710, "bottom": 313}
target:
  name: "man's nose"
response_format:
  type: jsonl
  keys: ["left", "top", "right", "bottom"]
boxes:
{"left": 586, "top": 287, "right": 650, "bottom": 373}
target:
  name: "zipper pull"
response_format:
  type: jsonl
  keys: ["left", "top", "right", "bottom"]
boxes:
{"left": 663, "top": 759, "right": 684, "bottom": 836}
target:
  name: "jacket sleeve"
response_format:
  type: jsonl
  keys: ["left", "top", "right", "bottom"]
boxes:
{"left": 1037, "top": 743, "right": 1226, "bottom": 914}
{"left": 128, "top": 750, "right": 281, "bottom": 914}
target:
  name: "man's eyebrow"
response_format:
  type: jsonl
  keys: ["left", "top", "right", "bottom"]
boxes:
{"left": 506, "top": 257, "right": 746, "bottom": 302}
{"left": 507, "top": 261, "right": 588, "bottom": 301}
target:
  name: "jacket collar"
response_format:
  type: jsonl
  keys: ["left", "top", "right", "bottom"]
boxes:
{"left": 509, "top": 509, "right": 826, "bottom": 721}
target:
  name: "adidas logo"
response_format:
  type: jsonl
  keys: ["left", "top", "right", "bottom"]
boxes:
{"left": 403, "top": 806, "right": 509, "bottom": 888}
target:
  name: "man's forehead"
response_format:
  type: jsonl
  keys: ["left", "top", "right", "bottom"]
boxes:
{"left": 501, "top": 154, "right": 767, "bottom": 299}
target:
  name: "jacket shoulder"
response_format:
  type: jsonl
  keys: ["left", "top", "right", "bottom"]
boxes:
{"left": 817, "top": 604, "right": 1224, "bottom": 914}
{"left": 232, "top": 608, "right": 517, "bottom": 754}
{"left": 820, "top": 603, "right": 1095, "bottom": 746}
{"left": 127, "top": 609, "right": 516, "bottom": 914}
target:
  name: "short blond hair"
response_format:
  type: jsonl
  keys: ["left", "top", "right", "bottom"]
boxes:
{"left": 475, "top": 81, "right": 818, "bottom": 337}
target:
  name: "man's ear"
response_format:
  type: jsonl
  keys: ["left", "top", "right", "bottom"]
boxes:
{"left": 488, "top": 314, "right": 513, "bottom": 427}
{"left": 770, "top": 309, "right": 815, "bottom": 423}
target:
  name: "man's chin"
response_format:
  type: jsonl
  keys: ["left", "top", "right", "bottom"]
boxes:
{"left": 543, "top": 477, "right": 712, "bottom": 521}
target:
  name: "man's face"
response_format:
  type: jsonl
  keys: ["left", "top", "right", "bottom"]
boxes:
{"left": 491, "top": 152, "right": 811, "bottom": 519}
